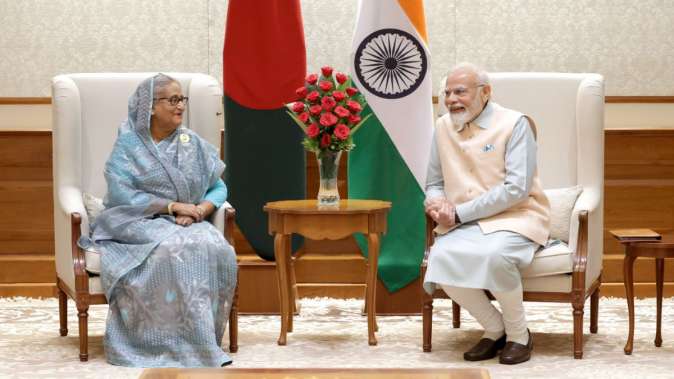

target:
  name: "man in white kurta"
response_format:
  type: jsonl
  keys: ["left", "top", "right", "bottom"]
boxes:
{"left": 423, "top": 63, "right": 550, "bottom": 365}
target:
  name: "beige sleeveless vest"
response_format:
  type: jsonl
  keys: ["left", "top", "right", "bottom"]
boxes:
{"left": 435, "top": 102, "right": 550, "bottom": 245}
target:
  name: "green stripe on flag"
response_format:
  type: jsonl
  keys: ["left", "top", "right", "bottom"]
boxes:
{"left": 348, "top": 106, "right": 426, "bottom": 292}
{"left": 224, "top": 96, "right": 305, "bottom": 261}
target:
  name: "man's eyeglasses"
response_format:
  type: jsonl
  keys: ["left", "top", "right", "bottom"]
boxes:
{"left": 154, "top": 95, "right": 189, "bottom": 106}
{"left": 443, "top": 84, "right": 485, "bottom": 98}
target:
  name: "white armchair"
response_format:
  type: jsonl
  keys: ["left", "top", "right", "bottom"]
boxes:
{"left": 51, "top": 73, "right": 237, "bottom": 361}
{"left": 423, "top": 73, "right": 604, "bottom": 359}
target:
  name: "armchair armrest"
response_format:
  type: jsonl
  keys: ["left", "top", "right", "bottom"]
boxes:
{"left": 568, "top": 188, "right": 600, "bottom": 254}
{"left": 209, "top": 201, "right": 236, "bottom": 246}
{"left": 57, "top": 186, "right": 89, "bottom": 235}
{"left": 54, "top": 185, "right": 89, "bottom": 291}
{"left": 568, "top": 187, "right": 603, "bottom": 295}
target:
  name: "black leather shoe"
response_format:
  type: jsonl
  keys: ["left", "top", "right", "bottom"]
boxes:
{"left": 499, "top": 330, "right": 533, "bottom": 365}
{"left": 463, "top": 334, "right": 507, "bottom": 361}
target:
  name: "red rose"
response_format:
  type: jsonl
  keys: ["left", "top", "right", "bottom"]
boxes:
{"left": 306, "top": 74, "right": 318, "bottom": 84}
{"left": 321, "top": 66, "right": 333, "bottom": 77}
{"left": 309, "top": 104, "right": 322, "bottom": 115}
{"left": 318, "top": 81, "right": 333, "bottom": 92}
{"left": 348, "top": 114, "right": 361, "bottom": 124}
{"left": 298, "top": 112, "right": 310, "bottom": 124}
{"left": 334, "top": 123, "right": 350, "bottom": 140}
{"left": 319, "top": 112, "right": 338, "bottom": 127}
{"left": 320, "top": 133, "right": 331, "bottom": 148}
{"left": 291, "top": 101, "right": 305, "bottom": 113}
{"left": 345, "top": 87, "right": 359, "bottom": 96}
{"left": 335, "top": 72, "right": 347, "bottom": 84}
{"left": 332, "top": 91, "right": 345, "bottom": 102}
{"left": 306, "top": 91, "right": 320, "bottom": 103}
{"left": 321, "top": 96, "right": 337, "bottom": 111}
{"left": 346, "top": 100, "right": 362, "bottom": 113}
{"left": 306, "top": 123, "right": 320, "bottom": 138}
{"left": 295, "top": 86, "right": 308, "bottom": 99}
{"left": 334, "top": 105, "right": 350, "bottom": 118}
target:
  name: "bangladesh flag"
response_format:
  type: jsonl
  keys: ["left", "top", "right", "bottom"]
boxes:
{"left": 223, "top": 0, "right": 306, "bottom": 260}
{"left": 349, "top": 0, "right": 434, "bottom": 292}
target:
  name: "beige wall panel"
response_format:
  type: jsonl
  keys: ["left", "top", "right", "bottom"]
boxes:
{"left": 0, "top": 0, "right": 210, "bottom": 97}
{"left": 2, "top": 1, "right": 674, "bottom": 96}
{"left": 0, "top": 105, "right": 51, "bottom": 130}
{"left": 606, "top": 103, "right": 674, "bottom": 129}
{"left": 453, "top": 0, "right": 674, "bottom": 96}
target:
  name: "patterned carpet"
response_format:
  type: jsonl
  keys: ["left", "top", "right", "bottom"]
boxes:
{"left": 1, "top": 296, "right": 674, "bottom": 379}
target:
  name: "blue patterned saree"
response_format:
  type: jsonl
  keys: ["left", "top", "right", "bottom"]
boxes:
{"left": 91, "top": 75, "right": 237, "bottom": 367}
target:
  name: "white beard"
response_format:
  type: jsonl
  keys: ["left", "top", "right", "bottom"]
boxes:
{"left": 449, "top": 93, "right": 486, "bottom": 128}
{"left": 450, "top": 111, "right": 471, "bottom": 128}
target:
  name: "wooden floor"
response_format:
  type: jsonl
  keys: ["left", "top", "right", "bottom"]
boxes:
{"left": 2, "top": 129, "right": 674, "bottom": 306}
{"left": 139, "top": 368, "right": 491, "bottom": 379}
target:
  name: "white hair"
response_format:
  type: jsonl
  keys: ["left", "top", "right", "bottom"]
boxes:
{"left": 446, "top": 62, "right": 490, "bottom": 86}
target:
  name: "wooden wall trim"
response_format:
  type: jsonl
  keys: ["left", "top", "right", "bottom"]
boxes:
{"left": 1, "top": 128, "right": 673, "bottom": 299}
{"left": 605, "top": 96, "right": 674, "bottom": 103}
{"left": 0, "top": 97, "right": 51, "bottom": 105}
{"left": 605, "top": 128, "right": 674, "bottom": 136}
{"left": 4, "top": 96, "right": 674, "bottom": 106}
{"left": 0, "top": 130, "right": 52, "bottom": 136}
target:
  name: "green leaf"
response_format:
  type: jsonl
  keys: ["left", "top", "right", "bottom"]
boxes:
{"left": 349, "top": 113, "right": 372, "bottom": 135}
{"left": 302, "top": 138, "right": 319, "bottom": 153}
{"left": 286, "top": 110, "right": 307, "bottom": 133}
{"left": 336, "top": 77, "right": 352, "bottom": 92}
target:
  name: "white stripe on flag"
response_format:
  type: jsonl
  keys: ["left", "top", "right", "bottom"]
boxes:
{"left": 350, "top": 0, "right": 434, "bottom": 190}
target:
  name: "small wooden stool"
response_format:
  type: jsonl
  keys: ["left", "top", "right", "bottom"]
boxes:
{"left": 611, "top": 229, "right": 673, "bottom": 354}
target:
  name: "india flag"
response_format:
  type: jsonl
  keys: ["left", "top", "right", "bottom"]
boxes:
{"left": 349, "top": 0, "right": 433, "bottom": 292}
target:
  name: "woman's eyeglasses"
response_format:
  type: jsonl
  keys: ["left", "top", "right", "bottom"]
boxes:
{"left": 154, "top": 95, "right": 189, "bottom": 106}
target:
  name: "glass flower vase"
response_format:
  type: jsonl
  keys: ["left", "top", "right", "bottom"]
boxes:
{"left": 316, "top": 150, "right": 342, "bottom": 207}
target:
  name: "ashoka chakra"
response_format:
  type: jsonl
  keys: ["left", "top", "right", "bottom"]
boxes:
{"left": 354, "top": 28, "right": 427, "bottom": 99}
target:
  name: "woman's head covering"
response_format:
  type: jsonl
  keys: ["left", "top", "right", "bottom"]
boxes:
{"left": 126, "top": 73, "right": 179, "bottom": 140}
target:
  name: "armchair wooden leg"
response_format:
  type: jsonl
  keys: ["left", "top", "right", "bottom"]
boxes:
{"left": 58, "top": 287, "right": 68, "bottom": 337}
{"left": 229, "top": 284, "right": 239, "bottom": 353}
{"left": 422, "top": 296, "right": 433, "bottom": 352}
{"left": 590, "top": 287, "right": 599, "bottom": 334}
{"left": 452, "top": 301, "right": 461, "bottom": 329}
{"left": 76, "top": 301, "right": 90, "bottom": 362}
{"left": 572, "top": 302, "right": 584, "bottom": 359}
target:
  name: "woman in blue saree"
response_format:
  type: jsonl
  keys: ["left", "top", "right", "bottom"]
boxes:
{"left": 89, "top": 74, "right": 237, "bottom": 367}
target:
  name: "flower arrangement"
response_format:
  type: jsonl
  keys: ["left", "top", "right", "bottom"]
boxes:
{"left": 286, "top": 66, "right": 371, "bottom": 156}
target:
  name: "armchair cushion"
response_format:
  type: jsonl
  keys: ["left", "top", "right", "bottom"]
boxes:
{"left": 522, "top": 273, "right": 571, "bottom": 293}
{"left": 84, "top": 245, "right": 101, "bottom": 275}
{"left": 88, "top": 276, "right": 105, "bottom": 295}
{"left": 82, "top": 192, "right": 104, "bottom": 228}
{"left": 520, "top": 241, "right": 574, "bottom": 279}
{"left": 544, "top": 185, "right": 582, "bottom": 242}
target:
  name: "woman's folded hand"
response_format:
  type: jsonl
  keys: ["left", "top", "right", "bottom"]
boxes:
{"left": 172, "top": 203, "right": 202, "bottom": 220}
{"left": 175, "top": 215, "right": 195, "bottom": 226}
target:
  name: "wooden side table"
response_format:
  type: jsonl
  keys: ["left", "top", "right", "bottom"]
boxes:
{"left": 611, "top": 230, "right": 674, "bottom": 355}
{"left": 264, "top": 199, "right": 391, "bottom": 346}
